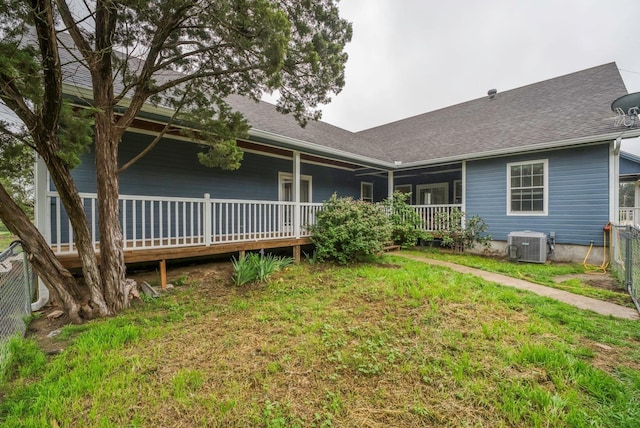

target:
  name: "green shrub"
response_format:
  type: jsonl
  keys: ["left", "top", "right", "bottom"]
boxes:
{"left": 231, "top": 252, "right": 294, "bottom": 285}
{"left": 309, "top": 194, "right": 392, "bottom": 264}
{"left": 382, "top": 191, "right": 426, "bottom": 248}
{"left": 429, "top": 208, "right": 491, "bottom": 252}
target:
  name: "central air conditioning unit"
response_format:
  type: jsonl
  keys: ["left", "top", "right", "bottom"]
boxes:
{"left": 507, "top": 231, "right": 547, "bottom": 263}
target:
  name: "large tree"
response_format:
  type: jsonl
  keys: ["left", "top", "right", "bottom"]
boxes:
{"left": 0, "top": 0, "right": 351, "bottom": 323}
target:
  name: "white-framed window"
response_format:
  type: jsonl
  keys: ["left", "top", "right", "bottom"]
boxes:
{"left": 278, "top": 172, "right": 312, "bottom": 203}
{"left": 416, "top": 183, "right": 449, "bottom": 205}
{"left": 361, "top": 182, "right": 373, "bottom": 202}
{"left": 453, "top": 180, "right": 462, "bottom": 204}
{"left": 507, "top": 159, "right": 548, "bottom": 215}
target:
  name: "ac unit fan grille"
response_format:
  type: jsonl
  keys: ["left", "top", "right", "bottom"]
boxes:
{"left": 507, "top": 231, "right": 547, "bottom": 263}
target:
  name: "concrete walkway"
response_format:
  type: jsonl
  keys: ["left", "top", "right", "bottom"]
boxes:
{"left": 396, "top": 253, "right": 639, "bottom": 320}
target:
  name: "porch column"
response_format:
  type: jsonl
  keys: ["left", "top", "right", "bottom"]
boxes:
{"left": 293, "top": 150, "right": 301, "bottom": 238}
{"left": 32, "top": 155, "right": 50, "bottom": 311}
{"left": 388, "top": 170, "right": 394, "bottom": 200}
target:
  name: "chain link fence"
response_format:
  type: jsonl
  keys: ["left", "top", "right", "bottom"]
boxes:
{"left": 0, "top": 241, "right": 35, "bottom": 370}
{"left": 613, "top": 225, "right": 640, "bottom": 314}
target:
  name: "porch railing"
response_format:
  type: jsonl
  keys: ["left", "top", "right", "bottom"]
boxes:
{"left": 45, "top": 192, "right": 461, "bottom": 255}
{"left": 619, "top": 208, "right": 640, "bottom": 227}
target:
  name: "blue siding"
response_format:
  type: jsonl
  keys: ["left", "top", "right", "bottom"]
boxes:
{"left": 68, "top": 132, "right": 380, "bottom": 202}
{"left": 620, "top": 154, "right": 640, "bottom": 176}
{"left": 466, "top": 144, "right": 611, "bottom": 246}
{"left": 52, "top": 133, "right": 388, "bottom": 242}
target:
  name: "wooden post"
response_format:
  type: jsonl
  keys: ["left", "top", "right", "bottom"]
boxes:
{"left": 239, "top": 250, "right": 245, "bottom": 259}
{"left": 293, "top": 245, "right": 301, "bottom": 263}
{"left": 159, "top": 259, "right": 167, "bottom": 289}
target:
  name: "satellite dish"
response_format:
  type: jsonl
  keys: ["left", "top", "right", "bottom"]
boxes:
{"left": 611, "top": 92, "right": 640, "bottom": 127}
{"left": 611, "top": 92, "right": 640, "bottom": 113}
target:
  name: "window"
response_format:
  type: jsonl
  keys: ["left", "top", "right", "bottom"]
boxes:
{"left": 507, "top": 159, "right": 548, "bottom": 215}
{"left": 416, "top": 183, "right": 449, "bottom": 205}
{"left": 361, "top": 182, "right": 373, "bottom": 202}
{"left": 394, "top": 184, "right": 412, "bottom": 203}
{"left": 453, "top": 180, "right": 462, "bottom": 204}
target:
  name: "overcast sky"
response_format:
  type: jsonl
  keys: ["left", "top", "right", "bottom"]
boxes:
{"left": 319, "top": 0, "right": 640, "bottom": 154}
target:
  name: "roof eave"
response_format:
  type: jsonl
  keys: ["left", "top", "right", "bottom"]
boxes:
{"left": 249, "top": 128, "right": 394, "bottom": 170}
{"left": 395, "top": 129, "right": 640, "bottom": 169}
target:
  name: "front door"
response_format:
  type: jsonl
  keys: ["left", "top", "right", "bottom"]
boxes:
{"left": 279, "top": 173, "right": 312, "bottom": 229}
{"left": 417, "top": 183, "right": 449, "bottom": 205}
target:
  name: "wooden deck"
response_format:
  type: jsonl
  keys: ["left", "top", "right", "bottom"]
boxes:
{"left": 55, "top": 237, "right": 313, "bottom": 269}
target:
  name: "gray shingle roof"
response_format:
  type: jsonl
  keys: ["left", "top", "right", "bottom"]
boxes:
{"left": 357, "top": 63, "right": 628, "bottom": 164}
{"left": 224, "top": 94, "right": 393, "bottom": 163}
{"left": 51, "top": 28, "right": 628, "bottom": 167}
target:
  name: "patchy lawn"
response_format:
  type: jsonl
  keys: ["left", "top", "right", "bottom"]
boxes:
{"left": 408, "top": 248, "right": 634, "bottom": 307}
{"left": 2, "top": 256, "right": 640, "bottom": 427}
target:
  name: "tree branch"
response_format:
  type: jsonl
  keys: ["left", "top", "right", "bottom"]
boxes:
{"left": 117, "top": 84, "right": 190, "bottom": 173}
{"left": 55, "top": 0, "right": 94, "bottom": 63}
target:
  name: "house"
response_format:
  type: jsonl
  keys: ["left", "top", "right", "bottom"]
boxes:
{"left": 35, "top": 62, "right": 640, "bottom": 271}
{"left": 619, "top": 151, "right": 640, "bottom": 226}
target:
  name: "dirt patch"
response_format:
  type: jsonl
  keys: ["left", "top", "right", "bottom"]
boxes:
{"left": 27, "top": 307, "right": 74, "bottom": 355}
{"left": 553, "top": 272, "right": 624, "bottom": 292}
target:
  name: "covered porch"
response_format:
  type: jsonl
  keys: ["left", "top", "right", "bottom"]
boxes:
{"left": 45, "top": 191, "right": 462, "bottom": 270}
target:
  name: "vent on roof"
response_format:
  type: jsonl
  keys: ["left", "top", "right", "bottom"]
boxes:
{"left": 487, "top": 89, "right": 497, "bottom": 99}
{"left": 507, "top": 231, "right": 547, "bottom": 263}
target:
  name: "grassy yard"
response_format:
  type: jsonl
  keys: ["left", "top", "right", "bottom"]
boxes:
{"left": 1, "top": 255, "right": 639, "bottom": 427}
{"left": 0, "top": 223, "right": 15, "bottom": 250}
{"left": 408, "top": 248, "right": 633, "bottom": 307}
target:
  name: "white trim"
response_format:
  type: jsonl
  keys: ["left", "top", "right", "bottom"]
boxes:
{"left": 360, "top": 182, "right": 374, "bottom": 202}
{"left": 65, "top": 84, "right": 640, "bottom": 171}
{"left": 416, "top": 182, "right": 449, "bottom": 205}
{"left": 388, "top": 171, "right": 394, "bottom": 200}
{"left": 506, "top": 159, "right": 549, "bottom": 216}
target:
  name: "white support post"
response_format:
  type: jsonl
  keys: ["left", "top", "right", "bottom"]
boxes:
{"left": 204, "top": 193, "right": 212, "bottom": 246}
{"left": 388, "top": 170, "right": 394, "bottom": 200}
{"left": 293, "top": 151, "right": 301, "bottom": 238}
{"left": 32, "top": 155, "right": 50, "bottom": 311}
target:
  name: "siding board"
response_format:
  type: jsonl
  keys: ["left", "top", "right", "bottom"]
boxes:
{"left": 466, "top": 144, "right": 610, "bottom": 246}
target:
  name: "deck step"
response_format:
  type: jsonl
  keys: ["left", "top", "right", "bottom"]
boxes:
{"left": 383, "top": 243, "right": 401, "bottom": 252}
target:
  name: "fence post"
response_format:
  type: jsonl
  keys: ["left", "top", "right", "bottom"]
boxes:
{"left": 204, "top": 193, "right": 212, "bottom": 247}
{"left": 625, "top": 225, "right": 633, "bottom": 293}
{"left": 21, "top": 246, "right": 32, "bottom": 314}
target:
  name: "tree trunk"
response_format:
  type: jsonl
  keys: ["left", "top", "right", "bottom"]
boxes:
{"left": 0, "top": 185, "right": 85, "bottom": 324}
{"left": 93, "top": 111, "right": 128, "bottom": 312}
{"left": 42, "top": 151, "right": 111, "bottom": 318}
{"left": 91, "top": 2, "right": 129, "bottom": 313}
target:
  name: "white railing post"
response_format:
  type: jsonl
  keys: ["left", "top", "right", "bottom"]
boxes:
{"left": 204, "top": 193, "right": 212, "bottom": 246}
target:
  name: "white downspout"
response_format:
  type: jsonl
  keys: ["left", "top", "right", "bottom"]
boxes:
{"left": 610, "top": 138, "right": 621, "bottom": 224}
{"left": 387, "top": 170, "right": 394, "bottom": 200}
{"left": 32, "top": 155, "right": 50, "bottom": 311}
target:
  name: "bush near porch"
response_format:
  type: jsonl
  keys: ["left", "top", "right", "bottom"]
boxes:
{"left": 1, "top": 256, "right": 639, "bottom": 427}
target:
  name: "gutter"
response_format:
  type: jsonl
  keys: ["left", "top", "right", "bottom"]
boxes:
{"left": 395, "top": 129, "right": 640, "bottom": 170}
{"left": 63, "top": 83, "right": 640, "bottom": 171}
